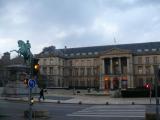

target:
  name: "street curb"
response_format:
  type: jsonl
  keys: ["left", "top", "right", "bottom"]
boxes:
{"left": 0, "top": 97, "right": 156, "bottom": 105}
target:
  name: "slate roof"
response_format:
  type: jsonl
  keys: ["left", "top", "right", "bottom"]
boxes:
{"left": 38, "top": 41, "right": 160, "bottom": 58}
{"left": 61, "top": 41, "right": 160, "bottom": 54}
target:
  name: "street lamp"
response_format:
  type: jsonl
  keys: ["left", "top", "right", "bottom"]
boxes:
{"left": 153, "top": 65, "right": 160, "bottom": 120}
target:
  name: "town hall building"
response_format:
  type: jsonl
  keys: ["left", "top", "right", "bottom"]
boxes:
{"left": 36, "top": 41, "right": 160, "bottom": 90}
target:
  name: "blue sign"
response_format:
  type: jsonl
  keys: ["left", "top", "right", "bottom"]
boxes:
{"left": 28, "top": 79, "right": 36, "bottom": 89}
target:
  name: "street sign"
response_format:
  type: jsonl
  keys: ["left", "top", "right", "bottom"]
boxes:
{"left": 28, "top": 79, "right": 36, "bottom": 89}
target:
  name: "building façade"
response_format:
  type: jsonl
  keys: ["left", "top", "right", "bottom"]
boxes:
{"left": 36, "top": 42, "right": 160, "bottom": 90}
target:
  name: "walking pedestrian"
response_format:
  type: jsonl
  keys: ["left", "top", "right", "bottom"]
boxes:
{"left": 39, "top": 88, "right": 45, "bottom": 101}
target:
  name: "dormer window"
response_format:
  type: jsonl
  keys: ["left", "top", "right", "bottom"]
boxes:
{"left": 94, "top": 52, "right": 98, "bottom": 55}
{"left": 152, "top": 48, "right": 156, "bottom": 51}
{"left": 82, "top": 53, "right": 86, "bottom": 55}
{"left": 76, "top": 53, "right": 80, "bottom": 55}
{"left": 144, "top": 49, "right": 149, "bottom": 52}
{"left": 137, "top": 49, "right": 142, "bottom": 52}
{"left": 70, "top": 53, "right": 74, "bottom": 56}
{"left": 88, "top": 52, "right": 92, "bottom": 55}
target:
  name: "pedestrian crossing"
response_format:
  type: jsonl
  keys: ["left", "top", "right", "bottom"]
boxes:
{"left": 67, "top": 105, "right": 145, "bottom": 118}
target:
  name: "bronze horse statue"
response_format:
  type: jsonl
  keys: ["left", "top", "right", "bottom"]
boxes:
{"left": 10, "top": 40, "right": 33, "bottom": 64}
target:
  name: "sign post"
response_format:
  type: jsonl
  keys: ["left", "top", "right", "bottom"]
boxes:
{"left": 28, "top": 79, "right": 36, "bottom": 120}
{"left": 28, "top": 79, "right": 36, "bottom": 89}
{"left": 29, "top": 88, "right": 32, "bottom": 120}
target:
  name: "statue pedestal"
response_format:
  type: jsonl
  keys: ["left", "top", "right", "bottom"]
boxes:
{"left": 2, "top": 64, "right": 40, "bottom": 97}
{"left": 2, "top": 81, "right": 40, "bottom": 96}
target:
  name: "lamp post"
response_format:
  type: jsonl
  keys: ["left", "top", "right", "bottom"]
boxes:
{"left": 149, "top": 84, "right": 152, "bottom": 104}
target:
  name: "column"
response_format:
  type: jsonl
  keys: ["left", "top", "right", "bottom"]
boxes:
{"left": 99, "top": 59, "right": 105, "bottom": 90}
{"left": 130, "top": 57, "right": 134, "bottom": 88}
{"left": 118, "top": 58, "right": 122, "bottom": 88}
{"left": 110, "top": 78, "right": 113, "bottom": 89}
{"left": 119, "top": 77, "right": 122, "bottom": 89}
{"left": 102, "top": 59, "right": 105, "bottom": 75}
{"left": 110, "top": 58, "right": 113, "bottom": 89}
{"left": 118, "top": 58, "right": 122, "bottom": 74}
{"left": 110, "top": 58, "right": 113, "bottom": 75}
{"left": 127, "top": 57, "right": 134, "bottom": 88}
{"left": 127, "top": 57, "right": 130, "bottom": 74}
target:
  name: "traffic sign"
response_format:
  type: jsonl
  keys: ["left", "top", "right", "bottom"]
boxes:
{"left": 28, "top": 79, "right": 36, "bottom": 89}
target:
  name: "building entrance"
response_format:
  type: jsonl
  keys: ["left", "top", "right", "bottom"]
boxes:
{"left": 113, "top": 77, "right": 119, "bottom": 90}
{"left": 104, "top": 79, "right": 110, "bottom": 90}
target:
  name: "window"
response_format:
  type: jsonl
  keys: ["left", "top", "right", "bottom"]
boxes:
{"left": 65, "top": 54, "right": 68, "bottom": 56}
{"left": 69, "top": 60, "right": 72, "bottom": 66}
{"left": 50, "top": 59, "right": 53, "bottom": 64}
{"left": 43, "top": 67, "right": 47, "bottom": 74}
{"left": 87, "top": 68, "right": 91, "bottom": 76}
{"left": 74, "top": 68, "right": 78, "bottom": 76}
{"left": 93, "top": 68, "right": 97, "bottom": 75}
{"left": 62, "top": 60, "right": 65, "bottom": 66}
{"left": 75, "top": 60, "right": 79, "bottom": 66}
{"left": 145, "top": 66, "right": 151, "bottom": 74}
{"left": 81, "top": 60, "right": 84, "bottom": 66}
{"left": 53, "top": 67, "right": 57, "bottom": 75}
{"left": 138, "top": 66, "right": 143, "bottom": 74}
{"left": 70, "top": 69, "right": 72, "bottom": 76}
{"left": 80, "top": 80, "right": 85, "bottom": 87}
{"left": 57, "top": 58, "right": 59, "bottom": 64}
{"left": 87, "top": 60, "right": 91, "bottom": 66}
{"left": 75, "top": 79, "right": 78, "bottom": 87}
{"left": 145, "top": 57, "right": 150, "bottom": 64}
{"left": 58, "top": 79, "right": 61, "bottom": 87}
{"left": 138, "top": 78, "right": 144, "bottom": 87}
{"left": 93, "top": 59, "right": 97, "bottom": 66}
{"left": 153, "top": 56, "right": 157, "bottom": 64}
{"left": 80, "top": 68, "right": 85, "bottom": 76}
{"left": 49, "top": 67, "right": 53, "bottom": 75}
{"left": 43, "top": 59, "right": 47, "bottom": 65}
{"left": 138, "top": 57, "right": 142, "bottom": 64}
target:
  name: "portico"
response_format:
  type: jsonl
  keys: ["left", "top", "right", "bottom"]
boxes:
{"left": 99, "top": 48, "right": 134, "bottom": 90}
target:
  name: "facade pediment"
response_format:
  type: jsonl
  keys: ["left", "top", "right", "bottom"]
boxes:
{"left": 101, "top": 48, "right": 131, "bottom": 55}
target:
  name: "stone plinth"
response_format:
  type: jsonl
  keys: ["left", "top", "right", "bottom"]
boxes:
{"left": 2, "top": 81, "right": 40, "bottom": 96}
{"left": 24, "top": 110, "right": 49, "bottom": 118}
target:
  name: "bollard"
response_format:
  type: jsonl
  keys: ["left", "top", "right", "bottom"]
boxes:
{"left": 106, "top": 102, "right": 109, "bottom": 105}
{"left": 57, "top": 100, "right": 61, "bottom": 104}
{"left": 78, "top": 101, "right": 82, "bottom": 104}
{"left": 24, "top": 110, "right": 49, "bottom": 118}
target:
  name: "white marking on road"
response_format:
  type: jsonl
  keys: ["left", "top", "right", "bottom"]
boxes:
{"left": 67, "top": 105, "right": 145, "bottom": 118}
{"left": 77, "top": 109, "right": 145, "bottom": 112}
{"left": 67, "top": 114, "right": 144, "bottom": 118}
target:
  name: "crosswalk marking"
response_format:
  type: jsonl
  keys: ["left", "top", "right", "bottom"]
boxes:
{"left": 67, "top": 105, "right": 145, "bottom": 118}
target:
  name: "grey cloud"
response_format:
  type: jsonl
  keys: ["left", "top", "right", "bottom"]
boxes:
{"left": 0, "top": 0, "right": 160, "bottom": 54}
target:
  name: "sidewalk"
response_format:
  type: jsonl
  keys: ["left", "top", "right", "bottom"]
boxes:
{"left": 0, "top": 89, "right": 157, "bottom": 105}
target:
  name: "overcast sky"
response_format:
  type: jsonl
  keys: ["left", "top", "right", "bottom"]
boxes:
{"left": 0, "top": 0, "right": 160, "bottom": 57}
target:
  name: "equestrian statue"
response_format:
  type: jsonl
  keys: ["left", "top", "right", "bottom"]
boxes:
{"left": 10, "top": 40, "right": 33, "bottom": 64}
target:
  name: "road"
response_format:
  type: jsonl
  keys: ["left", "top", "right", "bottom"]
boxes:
{"left": 0, "top": 100, "right": 146, "bottom": 120}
